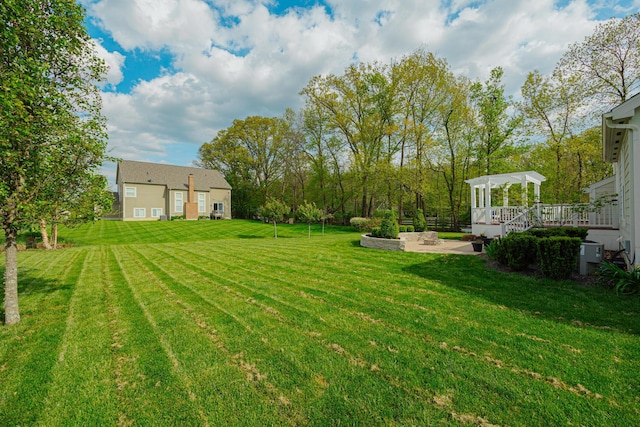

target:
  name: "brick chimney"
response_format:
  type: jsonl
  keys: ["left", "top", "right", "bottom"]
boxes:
{"left": 185, "top": 174, "right": 198, "bottom": 220}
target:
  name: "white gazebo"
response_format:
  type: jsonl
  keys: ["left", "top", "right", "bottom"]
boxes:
{"left": 465, "top": 171, "right": 546, "bottom": 237}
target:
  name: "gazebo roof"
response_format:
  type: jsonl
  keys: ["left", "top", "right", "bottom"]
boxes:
{"left": 465, "top": 171, "right": 546, "bottom": 188}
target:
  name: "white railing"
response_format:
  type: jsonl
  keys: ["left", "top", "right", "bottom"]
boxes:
{"left": 501, "top": 206, "right": 541, "bottom": 235}
{"left": 471, "top": 206, "right": 524, "bottom": 224}
{"left": 474, "top": 201, "right": 619, "bottom": 234}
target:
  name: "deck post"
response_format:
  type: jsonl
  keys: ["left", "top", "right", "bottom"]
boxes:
{"left": 485, "top": 178, "right": 492, "bottom": 224}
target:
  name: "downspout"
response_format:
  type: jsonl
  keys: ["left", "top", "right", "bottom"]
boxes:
{"left": 604, "top": 118, "right": 639, "bottom": 268}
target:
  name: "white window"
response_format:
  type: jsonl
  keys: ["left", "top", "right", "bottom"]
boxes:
{"left": 133, "top": 208, "right": 146, "bottom": 218}
{"left": 175, "top": 192, "right": 183, "bottom": 213}
{"left": 213, "top": 202, "right": 224, "bottom": 213}
{"left": 151, "top": 208, "right": 163, "bottom": 218}
{"left": 198, "top": 193, "right": 206, "bottom": 212}
{"left": 125, "top": 187, "right": 136, "bottom": 197}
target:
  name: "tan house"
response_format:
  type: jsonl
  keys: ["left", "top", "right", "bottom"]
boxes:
{"left": 115, "top": 160, "right": 231, "bottom": 221}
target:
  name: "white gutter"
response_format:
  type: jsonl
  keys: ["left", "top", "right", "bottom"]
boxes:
{"left": 604, "top": 118, "right": 639, "bottom": 268}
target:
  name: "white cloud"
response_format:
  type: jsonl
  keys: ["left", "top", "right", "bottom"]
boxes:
{"left": 87, "top": 0, "right": 637, "bottom": 177}
{"left": 90, "top": 41, "right": 126, "bottom": 87}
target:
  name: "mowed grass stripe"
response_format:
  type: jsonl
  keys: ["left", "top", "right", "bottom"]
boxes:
{"left": 129, "top": 243, "right": 595, "bottom": 425}
{"left": 111, "top": 245, "right": 303, "bottom": 426}
{"left": 0, "top": 249, "right": 84, "bottom": 425}
{"left": 59, "top": 219, "right": 327, "bottom": 246}
{"left": 125, "top": 244, "right": 459, "bottom": 424}
{"left": 150, "top": 240, "right": 629, "bottom": 421}
{"left": 124, "top": 245, "right": 318, "bottom": 424}
{"left": 2, "top": 221, "right": 637, "bottom": 425}
{"left": 107, "top": 244, "right": 210, "bottom": 425}
{"left": 37, "top": 247, "right": 119, "bottom": 425}
{"left": 203, "top": 239, "right": 637, "bottom": 395}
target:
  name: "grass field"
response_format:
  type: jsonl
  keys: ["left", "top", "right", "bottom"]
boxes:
{"left": 1, "top": 220, "right": 639, "bottom": 425}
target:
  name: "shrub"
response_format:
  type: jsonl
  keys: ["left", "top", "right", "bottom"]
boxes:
{"left": 370, "top": 227, "right": 381, "bottom": 237}
{"left": 527, "top": 227, "right": 589, "bottom": 240}
{"left": 406, "top": 225, "right": 415, "bottom": 232}
{"left": 379, "top": 210, "right": 399, "bottom": 239}
{"left": 171, "top": 215, "right": 185, "bottom": 220}
{"left": 413, "top": 209, "right": 426, "bottom": 232}
{"left": 599, "top": 262, "right": 640, "bottom": 295}
{"left": 500, "top": 233, "right": 538, "bottom": 271}
{"left": 537, "top": 237, "right": 581, "bottom": 280}
{"left": 350, "top": 217, "right": 369, "bottom": 232}
{"left": 563, "top": 227, "right": 589, "bottom": 240}
{"left": 350, "top": 217, "right": 382, "bottom": 232}
{"left": 398, "top": 225, "right": 407, "bottom": 233}
{"left": 485, "top": 239, "right": 498, "bottom": 260}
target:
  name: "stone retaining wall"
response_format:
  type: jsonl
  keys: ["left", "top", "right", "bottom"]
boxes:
{"left": 398, "top": 231, "right": 438, "bottom": 242}
{"left": 360, "top": 234, "right": 405, "bottom": 251}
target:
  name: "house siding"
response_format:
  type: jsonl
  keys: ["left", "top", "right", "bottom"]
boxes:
{"left": 209, "top": 188, "right": 232, "bottom": 219}
{"left": 123, "top": 184, "right": 167, "bottom": 221}
{"left": 115, "top": 160, "right": 232, "bottom": 221}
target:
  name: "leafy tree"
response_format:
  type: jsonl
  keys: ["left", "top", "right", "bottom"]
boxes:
{"left": 301, "top": 62, "right": 393, "bottom": 217}
{"left": 261, "top": 197, "right": 289, "bottom": 238}
{"left": 430, "top": 74, "right": 475, "bottom": 230}
{"left": 519, "top": 70, "right": 587, "bottom": 203}
{"left": 392, "top": 49, "right": 449, "bottom": 215}
{"left": 198, "top": 116, "right": 288, "bottom": 217}
{"left": 557, "top": 13, "right": 640, "bottom": 106}
{"left": 0, "top": 0, "right": 108, "bottom": 325}
{"left": 296, "top": 201, "right": 322, "bottom": 238}
{"left": 36, "top": 117, "right": 112, "bottom": 249}
{"left": 470, "top": 67, "right": 521, "bottom": 175}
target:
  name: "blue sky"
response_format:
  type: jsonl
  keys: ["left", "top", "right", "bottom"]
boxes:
{"left": 82, "top": 0, "right": 640, "bottom": 186}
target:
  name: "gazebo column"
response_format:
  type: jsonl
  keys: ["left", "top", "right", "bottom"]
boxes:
{"left": 533, "top": 183, "right": 541, "bottom": 203}
{"left": 470, "top": 185, "right": 477, "bottom": 223}
{"left": 521, "top": 177, "right": 528, "bottom": 207}
{"left": 485, "top": 180, "right": 492, "bottom": 224}
{"left": 503, "top": 184, "right": 511, "bottom": 207}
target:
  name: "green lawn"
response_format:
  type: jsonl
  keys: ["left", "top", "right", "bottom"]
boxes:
{"left": 1, "top": 220, "right": 639, "bottom": 425}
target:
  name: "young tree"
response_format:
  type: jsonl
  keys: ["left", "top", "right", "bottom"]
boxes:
{"left": 0, "top": 0, "right": 108, "bottom": 325}
{"left": 261, "top": 198, "right": 289, "bottom": 238}
{"left": 297, "top": 201, "right": 323, "bottom": 238}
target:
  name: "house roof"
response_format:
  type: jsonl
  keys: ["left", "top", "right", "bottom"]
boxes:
{"left": 117, "top": 160, "right": 231, "bottom": 191}
{"left": 602, "top": 92, "right": 640, "bottom": 162}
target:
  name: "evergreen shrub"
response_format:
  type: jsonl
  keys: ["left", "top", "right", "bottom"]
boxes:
{"left": 537, "top": 237, "right": 581, "bottom": 280}
{"left": 500, "top": 233, "right": 538, "bottom": 271}
{"left": 527, "top": 227, "right": 588, "bottom": 240}
{"left": 413, "top": 209, "right": 426, "bottom": 232}
{"left": 379, "top": 210, "right": 399, "bottom": 239}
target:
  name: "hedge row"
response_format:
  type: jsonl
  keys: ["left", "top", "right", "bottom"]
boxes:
{"left": 491, "top": 232, "right": 582, "bottom": 280}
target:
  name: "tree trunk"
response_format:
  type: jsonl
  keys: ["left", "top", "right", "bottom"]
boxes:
{"left": 52, "top": 223, "right": 59, "bottom": 249}
{"left": 40, "top": 218, "right": 52, "bottom": 250}
{"left": 4, "top": 225, "right": 20, "bottom": 325}
{"left": 273, "top": 220, "right": 278, "bottom": 239}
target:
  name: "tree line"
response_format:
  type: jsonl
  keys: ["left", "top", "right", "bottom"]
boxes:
{"left": 198, "top": 14, "right": 640, "bottom": 228}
